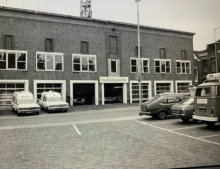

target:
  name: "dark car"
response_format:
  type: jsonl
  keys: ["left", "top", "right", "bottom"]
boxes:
{"left": 139, "top": 93, "right": 190, "bottom": 120}
{"left": 73, "top": 92, "right": 86, "bottom": 105}
{"left": 171, "top": 97, "right": 194, "bottom": 123}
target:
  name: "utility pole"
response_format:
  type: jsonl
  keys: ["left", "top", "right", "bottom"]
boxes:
{"left": 214, "top": 26, "right": 220, "bottom": 73}
{"left": 135, "top": 0, "right": 142, "bottom": 106}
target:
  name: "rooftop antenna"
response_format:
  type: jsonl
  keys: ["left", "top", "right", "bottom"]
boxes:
{"left": 80, "top": 0, "right": 92, "bottom": 18}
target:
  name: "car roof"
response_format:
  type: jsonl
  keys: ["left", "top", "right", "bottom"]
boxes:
{"left": 13, "top": 91, "right": 33, "bottom": 98}
{"left": 42, "top": 91, "right": 61, "bottom": 97}
{"left": 198, "top": 82, "right": 220, "bottom": 87}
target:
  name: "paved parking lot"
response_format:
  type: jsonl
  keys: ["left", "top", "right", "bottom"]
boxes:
{"left": 0, "top": 106, "right": 219, "bottom": 169}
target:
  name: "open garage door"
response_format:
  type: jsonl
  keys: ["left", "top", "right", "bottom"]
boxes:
{"left": 73, "top": 84, "right": 95, "bottom": 105}
{"left": 104, "top": 83, "right": 123, "bottom": 104}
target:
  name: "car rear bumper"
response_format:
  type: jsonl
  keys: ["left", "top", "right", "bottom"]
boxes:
{"left": 192, "top": 115, "right": 218, "bottom": 122}
{"left": 48, "top": 106, "right": 69, "bottom": 111}
{"left": 18, "top": 108, "right": 40, "bottom": 113}
{"left": 139, "top": 111, "right": 152, "bottom": 116}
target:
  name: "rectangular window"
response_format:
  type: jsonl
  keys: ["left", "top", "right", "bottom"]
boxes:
{"left": 154, "top": 59, "right": 171, "bottom": 74}
{"left": 195, "top": 87, "right": 211, "bottom": 97}
{"left": 81, "top": 41, "right": 89, "bottom": 54}
{"left": 176, "top": 60, "right": 191, "bottom": 74}
{"left": 131, "top": 83, "right": 149, "bottom": 102}
{"left": 45, "top": 38, "right": 53, "bottom": 52}
{"left": 160, "top": 48, "right": 166, "bottom": 58}
{"left": 130, "top": 58, "right": 149, "bottom": 73}
{"left": 202, "top": 60, "right": 207, "bottom": 73}
{"left": 177, "top": 82, "right": 191, "bottom": 93}
{"left": 181, "top": 50, "right": 187, "bottom": 60}
{"left": 36, "top": 52, "right": 63, "bottom": 71}
{"left": 210, "top": 58, "right": 216, "bottom": 73}
{"left": 111, "top": 60, "right": 117, "bottom": 73}
{"left": 109, "top": 36, "right": 118, "bottom": 55}
{"left": 156, "top": 83, "right": 171, "bottom": 95}
{"left": 0, "top": 50, "right": 27, "bottom": 70}
{"left": 135, "top": 46, "right": 142, "bottom": 57}
{"left": 72, "top": 54, "right": 96, "bottom": 72}
{"left": 36, "top": 83, "right": 62, "bottom": 100}
{"left": 4, "top": 35, "right": 14, "bottom": 49}
{"left": 0, "top": 82, "right": 25, "bottom": 95}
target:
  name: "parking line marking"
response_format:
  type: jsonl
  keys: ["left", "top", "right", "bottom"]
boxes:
{"left": 171, "top": 125, "right": 205, "bottom": 131}
{"left": 151, "top": 120, "right": 180, "bottom": 125}
{"left": 72, "top": 124, "right": 81, "bottom": 136}
{"left": 133, "top": 119, "right": 220, "bottom": 146}
{"left": 200, "top": 134, "right": 220, "bottom": 139}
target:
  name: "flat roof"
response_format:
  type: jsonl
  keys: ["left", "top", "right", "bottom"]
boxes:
{"left": 0, "top": 6, "right": 195, "bottom": 36}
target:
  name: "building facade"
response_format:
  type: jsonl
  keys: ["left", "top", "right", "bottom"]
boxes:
{"left": 0, "top": 7, "right": 195, "bottom": 106}
{"left": 194, "top": 40, "right": 220, "bottom": 84}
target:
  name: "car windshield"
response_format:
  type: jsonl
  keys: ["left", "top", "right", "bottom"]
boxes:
{"left": 47, "top": 97, "right": 62, "bottom": 102}
{"left": 181, "top": 98, "right": 194, "bottom": 105}
{"left": 18, "top": 99, "right": 35, "bottom": 104}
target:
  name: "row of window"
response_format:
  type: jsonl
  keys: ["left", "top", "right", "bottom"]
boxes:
{"left": 130, "top": 58, "right": 190, "bottom": 74}
{"left": 3, "top": 35, "right": 188, "bottom": 59}
{"left": 0, "top": 50, "right": 191, "bottom": 74}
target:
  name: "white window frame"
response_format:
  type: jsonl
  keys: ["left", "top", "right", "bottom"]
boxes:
{"left": 130, "top": 80, "right": 152, "bottom": 103}
{"left": 0, "top": 49, "right": 27, "bottom": 71}
{"left": 33, "top": 80, "right": 66, "bottom": 101}
{"left": 36, "top": 51, "right": 64, "bottom": 72}
{"left": 154, "top": 59, "right": 171, "bottom": 74}
{"left": 176, "top": 60, "right": 191, "bottom": 74}
{"left": 70, "top": 80, "right": 99, "bottom": 106}
{"left": 130, "top": 57, "right": 150, "bottom": 73}
{"left": 72, "top": 54, "right": 96, "bottom": 72}
{"left": 175, "top": 80, "right": 192, "bottom": 93}
{"left": 154, "top": 80, "right": 174, "bottom": 95}
{"left": 0, "top": 79, "right": 29, "bottom": 91}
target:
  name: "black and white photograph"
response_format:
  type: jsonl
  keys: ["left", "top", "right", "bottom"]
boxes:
{"left": 0, "top": 0, "right": 220, "bottom": 168}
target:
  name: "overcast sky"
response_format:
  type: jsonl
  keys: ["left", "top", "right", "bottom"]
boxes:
{"left": 0, "top": 0, "right": 220, "bottom": 50}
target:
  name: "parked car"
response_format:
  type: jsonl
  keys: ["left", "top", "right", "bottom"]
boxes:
{"left": 73, "top": 92, "right": 86, "bottom": 105}
{"left": 39, "top": 91, "right": 69, "bottom": 112}
{"left": 11, "top": 91, "right": 40, "bottom": 116}
{"left": 104, "top": 96, "right": 117, "bottom": 103}
{"left": 171, "top": 97, "right": 194, "bottom": 122}
{"left": 139, "top": 93, "right": 190, "bottom": 120}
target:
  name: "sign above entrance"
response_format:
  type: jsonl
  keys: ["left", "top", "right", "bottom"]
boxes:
{"left": 100, "top": 77, "right": 128, "bottom": 83}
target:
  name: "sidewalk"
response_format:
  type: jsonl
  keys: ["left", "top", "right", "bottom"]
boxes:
{"left": 0, "top": 103, "right": 139, "bottom": 117}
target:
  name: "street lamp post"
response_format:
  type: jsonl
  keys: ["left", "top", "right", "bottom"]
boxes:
{"left": 214, "top": 26, "right": 220, "bottom": 73}
{"left": 135, "top": 0, "right": 142, "bottom": 106}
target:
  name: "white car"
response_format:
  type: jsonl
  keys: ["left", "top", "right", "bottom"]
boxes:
{"left": 39, "top": 91, "right": 69, "bottom": 112}
{"left": 11, "top": 91, "right": 40, "bottom": 116}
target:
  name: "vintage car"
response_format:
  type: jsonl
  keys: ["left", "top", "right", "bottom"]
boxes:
{"left": 73, "top": 92, "right": 86, "bottom": 105}
{"left": 39, "top": 91, "right": 69, "bottom": 112}
{"left": 171, "top": 97, "right": 194, "bottom": 123}
{"left": 11, "top": 91, "right": 40, "bottom": 116}
{"left": 139, "top": 93, "right": 190, "bottom": 120}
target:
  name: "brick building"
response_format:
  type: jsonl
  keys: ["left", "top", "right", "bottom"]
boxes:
{"left": 194, "top": 40, "right": 220, "bottom": 84}
{"left": 0, "top": 7, "right": 195, "bottom": 106}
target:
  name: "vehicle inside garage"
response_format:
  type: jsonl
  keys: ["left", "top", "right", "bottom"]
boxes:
{"left": 73, "top": 84, "right": 95, "bottom": 105}
{"left": 104, "top": 83, "right": 123, "bottom": 104}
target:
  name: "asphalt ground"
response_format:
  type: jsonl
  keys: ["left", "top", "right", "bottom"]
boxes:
{"left": 0, "top": 106, "right": 219, "bottom": 169}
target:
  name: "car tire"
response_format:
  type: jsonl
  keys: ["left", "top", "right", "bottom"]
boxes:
{"left": 152, "top": 115, "right": 157, "bottom": 119}
{"left": 35, "top": 112, "right": 39, "bottom": 115}
{"left": 205, "top": 122, "right": 216, "bottom": 127}
{"left": 181, "top": 117, "right": 190, "bottom": 123}
{"left": 157, "top": 111, "right": 167, "bottom": 120}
